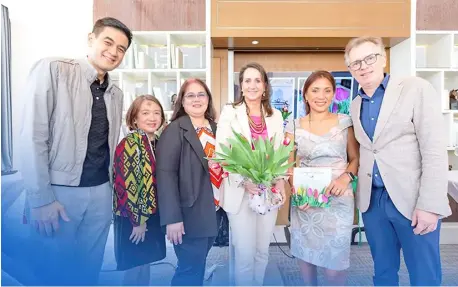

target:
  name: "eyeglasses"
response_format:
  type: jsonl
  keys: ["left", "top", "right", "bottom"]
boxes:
{"left": 348, "top": 53, "right": 381, "bottom": 71}
{"left": 183, "top": 92, "right": 208, "bottom": 100}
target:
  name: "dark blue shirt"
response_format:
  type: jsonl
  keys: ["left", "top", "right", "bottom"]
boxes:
{"left": 79, "top": 75, "right": 110, "bottom": 187}
{"left": 359, "top": 74, "right": 390, "bottom": 188}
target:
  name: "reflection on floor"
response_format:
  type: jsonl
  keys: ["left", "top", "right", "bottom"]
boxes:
{"left": 100, "top": 224, "right": 458, "bottom": 286}
{"left": 2, "top": 179, "right": 458, "bottom": 286}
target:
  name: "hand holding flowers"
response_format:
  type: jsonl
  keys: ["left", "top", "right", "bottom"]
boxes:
{"left": 211, "top": 129, "right": 294, "bottom": 214}
{"left": 273, "top": 179, "right": 287, "bottom": 205}
{"left": 243, "top": 180, "right": 262, "bottom": 196}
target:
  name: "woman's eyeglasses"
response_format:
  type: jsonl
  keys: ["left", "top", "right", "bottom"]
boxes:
{"left": 184, "top": 93, "right": 208, "bottom": 100}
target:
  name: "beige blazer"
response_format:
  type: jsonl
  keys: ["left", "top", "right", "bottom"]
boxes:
{"left": 351, "top": 76, "right": 451, "bottom": 220}
{"left": 215, "top": 103, "right": 285, "bottom": 214}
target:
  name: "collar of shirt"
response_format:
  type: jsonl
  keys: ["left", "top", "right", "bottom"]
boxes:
{"left": 92, "top": 73, "right": 109, "bottom": 89}
{"left": 358, "top": 73, "right": 390, "bottom": 100}
{"left": 81, "top": 57, "right": 113, "bottom": 92}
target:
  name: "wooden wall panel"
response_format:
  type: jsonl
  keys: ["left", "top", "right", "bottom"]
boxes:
{"left": 212, "top": 58, "right": 222, "bottom": 118}
{"left": 212, "top": 37, "right": 405, "bottom": 49}
{"left": 234, "top": 51, "right": 391, "bottom": 73}
{"left": 212, "top": 0, "right": 410, "bottom": 38}
{"left": 212, "top": 49, "right": 229, "bottom": 118}
{"left": 417, "top": 0, "right": 458, "bottom": 30}
{"left": 93, "top": 0, "right": 205, "bottom": 31}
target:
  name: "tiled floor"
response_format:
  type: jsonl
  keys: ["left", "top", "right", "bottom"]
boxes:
{"left": 274, "top": 244, "right": 458, "bottom": 286}
{"left": 3, "top": 182, "right": 458, "bottom": 286}
{"left": 100, "top": 223, "right": 458, "bottom": 286}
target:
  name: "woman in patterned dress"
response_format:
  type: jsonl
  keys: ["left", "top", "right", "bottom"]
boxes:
{"left": 156, "top": 78, "right": 223, "bottom": 286}
{"left": 113, "top": 95, "right": 167, "bottom": 285}
{"left": 285, "top": 71, "right": 359, "bottom": 285}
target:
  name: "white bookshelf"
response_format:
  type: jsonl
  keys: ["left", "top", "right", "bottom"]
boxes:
{"left": 414, "top": 31, "right": 458, "bottom": 153}
{"left": 109, "top": 31, "right": 211, "bottom": 123}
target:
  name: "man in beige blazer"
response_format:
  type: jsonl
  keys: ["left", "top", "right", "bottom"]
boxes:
{"left": 345, "top": 36, "right": 451, "bottom": 286}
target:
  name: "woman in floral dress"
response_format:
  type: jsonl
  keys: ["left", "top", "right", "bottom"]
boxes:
{"left": 285, "top": 71, "right": 359, "bottom": 285}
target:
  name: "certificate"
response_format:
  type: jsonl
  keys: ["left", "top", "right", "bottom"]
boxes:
{"left": 291, "top": 167, "right": 333, "bottom": 208}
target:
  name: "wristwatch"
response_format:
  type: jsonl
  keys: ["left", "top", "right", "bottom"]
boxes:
{"left": 346, "top": 172, "right": 356, "bottom": 181}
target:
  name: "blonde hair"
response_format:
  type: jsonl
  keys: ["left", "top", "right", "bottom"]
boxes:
{"left": 344, "top": 36, "right": 386, "bottom": 66}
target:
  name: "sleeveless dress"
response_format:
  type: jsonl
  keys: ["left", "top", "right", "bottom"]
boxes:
{"left": 286, "top": 113, "right": 355, "bottom": 271}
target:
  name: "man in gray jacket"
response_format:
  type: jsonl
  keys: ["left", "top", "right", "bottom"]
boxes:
{"left": 20, "top": 17, "right": 131, "bottom": 285}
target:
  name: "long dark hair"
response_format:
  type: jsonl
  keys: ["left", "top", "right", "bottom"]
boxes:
{"left": 170, "top": 78, "right": 217, "bottom": 122}
{"left": 233, "top": 62, "right": 273, "bottom": 117}
{"left": 302, "top": 70, "right": 336, "bottom": 115}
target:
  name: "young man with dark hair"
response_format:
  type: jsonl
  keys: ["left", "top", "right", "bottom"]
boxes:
{"left": 20, "top": 17, "right": 132, "bottom": 285}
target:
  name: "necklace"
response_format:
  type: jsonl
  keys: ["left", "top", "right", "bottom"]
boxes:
{"left": 308, "top": 113, "right": 333, "bottom": 131}
{"left": 191, "top": 118, "right": 209, "bottom": 129}
{"left": 247, "top": 105, "right": 266, "bottom": 133}
{"left": 149, "top": 139, "right": 156, "bottom": 161}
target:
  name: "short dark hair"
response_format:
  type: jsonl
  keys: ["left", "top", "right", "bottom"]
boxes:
{"left": 126, "top": 95, "right": 166, "bottom": 131}
{"left": 233, "top": 62, "right": 274, "bottom": 117}
{"left": 92, "top": 17, "right": 133, "bottom": 48}
{"left": 170, "top": 78, "right": 217, "bottom": 122}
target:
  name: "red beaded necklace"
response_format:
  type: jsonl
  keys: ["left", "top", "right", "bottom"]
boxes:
{"left": 247, "top": 105, "right": 266, "bottom": 134}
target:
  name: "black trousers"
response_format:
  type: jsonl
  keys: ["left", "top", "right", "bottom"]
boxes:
{"left": 171, "top": 236, "right": 215, "bottom": 286}
{"left": 214, "top": 209, "right": 229, "bottom": 247}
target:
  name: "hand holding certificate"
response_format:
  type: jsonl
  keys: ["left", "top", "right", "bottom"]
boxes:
{"left": 291, "top": 167, "right": 333, "bottom": 208}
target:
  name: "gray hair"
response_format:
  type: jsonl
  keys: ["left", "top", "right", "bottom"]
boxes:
{"left": 344, "top": 36, "right": 386, "bottom": 66}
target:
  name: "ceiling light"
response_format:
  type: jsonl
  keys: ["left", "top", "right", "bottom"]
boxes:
{"left": 252, "top": 40, "right": 259, "bottom": 45}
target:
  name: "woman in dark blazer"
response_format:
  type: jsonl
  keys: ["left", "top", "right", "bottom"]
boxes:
{"left": 156, "top": 78, "right": 223, "bottom": 286}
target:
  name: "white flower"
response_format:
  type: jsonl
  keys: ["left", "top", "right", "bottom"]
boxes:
{"left": 318, "top": 194, "right": 324, "bottom": 203}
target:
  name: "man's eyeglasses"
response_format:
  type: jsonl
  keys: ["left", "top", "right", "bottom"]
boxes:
{"left": 348, "top": 53, "right": 382, "bottom": 71}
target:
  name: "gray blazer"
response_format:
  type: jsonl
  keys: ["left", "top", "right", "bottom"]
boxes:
{"left": 351, "top": 76, "right": 451, "bottom": 220}
{"left": 155, "top": 115, "right": 218, "bottom": 238}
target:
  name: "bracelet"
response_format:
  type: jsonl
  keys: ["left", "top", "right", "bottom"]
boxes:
{"left": 345, "top": 171, "right": 356, "bottom": 182}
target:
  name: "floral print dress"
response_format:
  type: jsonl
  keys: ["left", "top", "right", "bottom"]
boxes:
{"left": 287, "top": 114, "right": 354, "bottom": 271}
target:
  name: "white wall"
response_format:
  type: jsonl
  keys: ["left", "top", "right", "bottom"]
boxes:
{"left": 1, "top": 0, "right": 93, "bottom": 171}
{"left": 389, "top": 38, "right": 414, "bottom": 78}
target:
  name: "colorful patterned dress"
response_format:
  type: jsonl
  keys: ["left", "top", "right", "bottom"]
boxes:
{"left": 112, "top": 129, "right": 166, "bottom": 271}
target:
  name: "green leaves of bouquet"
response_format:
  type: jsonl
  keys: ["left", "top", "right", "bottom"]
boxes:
{"left": 212, "top": 129, "right": 295, "bottom": 186}
{"left": 281, "top": 106, "right": 292, "bottom": 121}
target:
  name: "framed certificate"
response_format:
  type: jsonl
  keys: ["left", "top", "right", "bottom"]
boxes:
{"left": 291, "top": 167, "right": 333, "bottom": 208}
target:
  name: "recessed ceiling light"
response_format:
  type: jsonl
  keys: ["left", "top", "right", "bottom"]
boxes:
{"left": 252, "top": 40, "right": 259, "bottom": 45}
